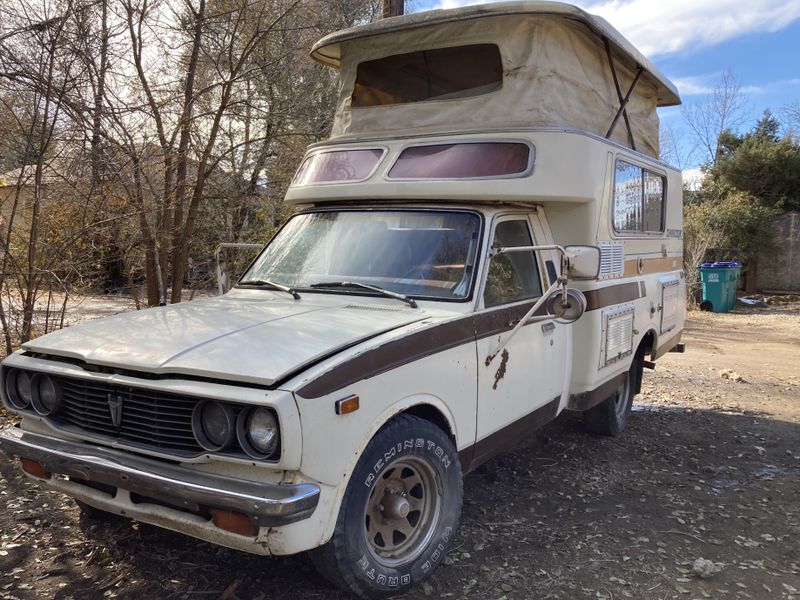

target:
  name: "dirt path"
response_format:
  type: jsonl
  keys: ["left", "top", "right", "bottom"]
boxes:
{"left": 1, "top": 304, "right": 799, "bottom": 599}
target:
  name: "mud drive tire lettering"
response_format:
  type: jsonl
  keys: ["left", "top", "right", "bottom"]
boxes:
{"left": 310, "top": 414, "right": 463, "bottom": 599}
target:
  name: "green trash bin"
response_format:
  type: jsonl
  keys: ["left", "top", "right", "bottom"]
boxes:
{"left": 699, "top": 261, "right": 742, "bottom": 313}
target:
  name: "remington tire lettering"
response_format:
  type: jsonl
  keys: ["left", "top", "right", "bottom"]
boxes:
{"left": 310, "top": 415, "right": 463, "bottom": 598}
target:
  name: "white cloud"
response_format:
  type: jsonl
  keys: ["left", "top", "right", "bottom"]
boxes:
{"left": 670, "top": 76, "right": 715, "bottom": 96}
{"left": 669, "top": 74, "right": 766, "bottom": 95}
{"left": 427, "top": 0, "right": 800, "bottom": 57}
{"left": 682, "top": 167, "right": 705, "bottom": 191}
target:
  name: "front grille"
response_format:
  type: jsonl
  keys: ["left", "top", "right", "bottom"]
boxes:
{"left": 54, "top": 376, "right": 203, "bottom": 456}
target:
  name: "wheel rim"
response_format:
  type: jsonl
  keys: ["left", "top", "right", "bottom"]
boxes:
{"left": 612, "top": 372, "right": 632, "bottom": 420}
{"left": 364, "top": 457, "right": 442, "bottom": 567}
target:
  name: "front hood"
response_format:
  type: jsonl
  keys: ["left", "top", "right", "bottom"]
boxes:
{"left": 22, "top": 294, "right": 429, "bottom": 386}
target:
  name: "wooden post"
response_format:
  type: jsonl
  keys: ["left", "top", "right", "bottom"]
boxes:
{"left": 382, "top": 0, "right": 404, "bottom": 18}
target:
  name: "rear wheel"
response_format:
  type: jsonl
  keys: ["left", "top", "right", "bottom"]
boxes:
{"left": 310, "top": 414, "right": 462, "bottom": 599}
{"left": 584, "top": 348, "right": 644, "bottom": 436}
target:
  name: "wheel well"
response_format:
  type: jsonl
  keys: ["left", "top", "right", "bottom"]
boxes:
{"left": 639, "top": 329, "right": 657, "bottom": 359}
{"left": 402, "top": 404, "right": 455, "bottom": 443}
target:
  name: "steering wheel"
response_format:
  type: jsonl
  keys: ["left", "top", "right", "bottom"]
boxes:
{"left": 401, "top": 265, "right": 429, "bottom": 280}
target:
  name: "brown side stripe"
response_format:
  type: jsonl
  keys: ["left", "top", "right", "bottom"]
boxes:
{"left": 623, "top": 257, "right": 684, "bottom": 277}
{"left": 583, "top": 282, "right": 642, "bottom": 311}
{"left": 297, "top": 300, "right": 554, "bottom": 399}
{"left": 297, "top": 281, "right": 647, "bottom": 399}
{"left": 297, "top": 316, "right": 475, "bottom": 399}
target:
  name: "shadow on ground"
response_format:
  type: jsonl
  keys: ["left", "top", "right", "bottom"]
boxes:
{"left": 2, "top": 404, "right": 799, "bottom": 600}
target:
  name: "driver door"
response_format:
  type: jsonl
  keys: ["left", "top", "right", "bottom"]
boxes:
{"left": 472, "top": 213, "right": 567, "bottom": 465}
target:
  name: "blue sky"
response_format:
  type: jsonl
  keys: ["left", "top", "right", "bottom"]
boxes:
{"left": 409, "top": 0, "right": 800, "bottom": 173}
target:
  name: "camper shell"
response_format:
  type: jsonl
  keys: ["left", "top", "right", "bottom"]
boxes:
{"left": 0, "top": 4, "right": 685, "bottom": 599}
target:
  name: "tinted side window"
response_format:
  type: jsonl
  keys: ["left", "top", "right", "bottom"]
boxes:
{"left": 484, "top": 219, "right": 542, "bottom": 308}
{"left": 352, "top": 44, "right": 503, "bottom": 107}
{"left": 388, "top": 143, "right": 531, "bottom": 179}
{"left": 613, "top": 159, "right": 666, "bottom": 234}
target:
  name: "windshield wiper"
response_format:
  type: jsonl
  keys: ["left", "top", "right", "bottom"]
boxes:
{"left": 309, "top": 281, "right": 418, "bottom": 308}
{"left": 237, "top": 279, "right": 301, "bottom": 300}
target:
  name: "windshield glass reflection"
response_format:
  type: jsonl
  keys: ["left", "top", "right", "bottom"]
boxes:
{"left": 241, "top": 210, "right": 482, "bottom": 300}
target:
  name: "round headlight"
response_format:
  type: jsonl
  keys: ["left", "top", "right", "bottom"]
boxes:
{"left": 4, "top": 369, "right": 31, "bottom": 410}
{"left": 237, "top": 407, "right": 280, "bottom": 459}
{"left": 31, "top": 373, "right": 61, "bottom": 416}
{"left": 192, "top": 401, "right": 235, "bottom": 451}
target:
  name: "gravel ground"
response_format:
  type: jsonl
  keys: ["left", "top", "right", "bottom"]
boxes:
{"left": 1, "top": 299, "right": 799, "bottom": 599}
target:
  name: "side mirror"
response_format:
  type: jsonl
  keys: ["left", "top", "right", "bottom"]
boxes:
{"left": 565, "top": 245, "right": 600, "bottom": 280}
{"left": 545, "top": 288, "right": 587, "bottom": 324}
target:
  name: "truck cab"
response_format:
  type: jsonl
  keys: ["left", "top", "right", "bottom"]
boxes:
{"left": 0, "top": 3, "right": 685, "bottom": 598}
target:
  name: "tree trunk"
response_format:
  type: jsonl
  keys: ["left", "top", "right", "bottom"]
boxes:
{"left": 170, "top": 0, "right": 207, "bottom": 304}
{"left": 382, "top": 0, "right": 403, "bottom": 17}
{"left": 745, "top": 259, "right": 758, "bottom": 294}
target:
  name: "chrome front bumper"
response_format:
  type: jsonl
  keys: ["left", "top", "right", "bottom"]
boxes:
{"left": 0, "top": 425, "right": 319, "bottom": 526}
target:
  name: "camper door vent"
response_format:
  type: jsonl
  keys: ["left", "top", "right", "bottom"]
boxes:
{"left": 600, "top": 303, "right": 635, "bottom": 367}
{"left": 660, "top": 278, "right": 680, "bottom": 333}
{"left": 598, "top": 241, "right": 625, "bottom": 279}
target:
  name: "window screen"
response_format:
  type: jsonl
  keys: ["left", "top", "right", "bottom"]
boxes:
{"left": 352, "top": 44, "right": 503, "bottom": 107}
{"left": 484, "top": 220, "right": 542, "bottom": 308}
{"left": 388, "top": 143, "right": 530, "bottom": 179}
{"left": 613, "top": 160, "right": 666, "bottom": 233}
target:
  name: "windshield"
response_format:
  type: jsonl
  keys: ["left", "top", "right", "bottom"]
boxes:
{"left": 241, "top": 210, "right": 482, "bottom": 300}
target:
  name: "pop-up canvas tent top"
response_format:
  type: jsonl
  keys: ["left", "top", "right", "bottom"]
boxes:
{"left": 312, "top": 1, "right": 681, "bottom": 159}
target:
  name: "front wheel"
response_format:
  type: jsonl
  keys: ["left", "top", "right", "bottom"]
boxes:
{"left": 310, "top": 414, "right": 462, "bottom": 599}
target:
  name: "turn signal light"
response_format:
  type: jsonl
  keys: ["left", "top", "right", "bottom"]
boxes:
{"left": 20, "top": 458, "right": 51, "bottom": 479}
{"left": 335, "top": 395, "right": 360, "bottom": 415}
{"left": 210, "top": 509, "right": 256, "bottom": 536}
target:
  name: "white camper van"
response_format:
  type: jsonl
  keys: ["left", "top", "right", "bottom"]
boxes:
{"left": 0, "top": 3, "right": 685, "bottom": 597}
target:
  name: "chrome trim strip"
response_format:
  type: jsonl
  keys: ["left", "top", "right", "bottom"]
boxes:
{"left": 0, "top": 425, "right": 319, "bottom": 526}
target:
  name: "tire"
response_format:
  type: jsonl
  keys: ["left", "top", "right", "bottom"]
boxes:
{"left": 310, "top": 414, "right": 463, "bottom": 599}
{"left": 584, "top": 348, "right": 644, "bottom": 436}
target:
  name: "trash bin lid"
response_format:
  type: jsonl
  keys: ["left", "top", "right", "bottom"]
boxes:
{"left": 699, "top": 261, "right": 742, "bottom": 268}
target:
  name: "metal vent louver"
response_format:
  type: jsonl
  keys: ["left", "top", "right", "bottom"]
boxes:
{"left": 598, "top": 241, "right": 625, "bottom": 279}
{"left": 600, "top": 303, "right": 635, "bottom": 367}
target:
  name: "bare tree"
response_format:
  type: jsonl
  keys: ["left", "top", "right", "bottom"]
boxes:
{"left": 781, "top": 101, "right": 800, "bottom": 136}
{"left": 681, "top": 71, "right": 749, "bottom": 167}
{"left": 659, "top": 121, "right": 693, "bottom": 171}
{"left": 0, "top": 0, "right": 125, "bottom": 352}
{"left": 0, "top": 0, "right": 391, "bottom": 352}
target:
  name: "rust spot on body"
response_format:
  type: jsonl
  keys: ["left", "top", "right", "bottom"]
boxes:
{"left": 492, "top": 349, "right": 509, "bottom": 390}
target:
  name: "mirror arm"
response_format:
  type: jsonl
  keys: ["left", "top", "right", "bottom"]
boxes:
{"left": 485, "top": 277, "right": 565, "bottom": 366}
{"left": 491, "top": 244, "right": 567, "bottom": 259}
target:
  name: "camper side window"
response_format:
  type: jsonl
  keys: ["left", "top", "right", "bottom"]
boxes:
{"left": 613, "top": 160, "right": 666, "bottom": 234}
